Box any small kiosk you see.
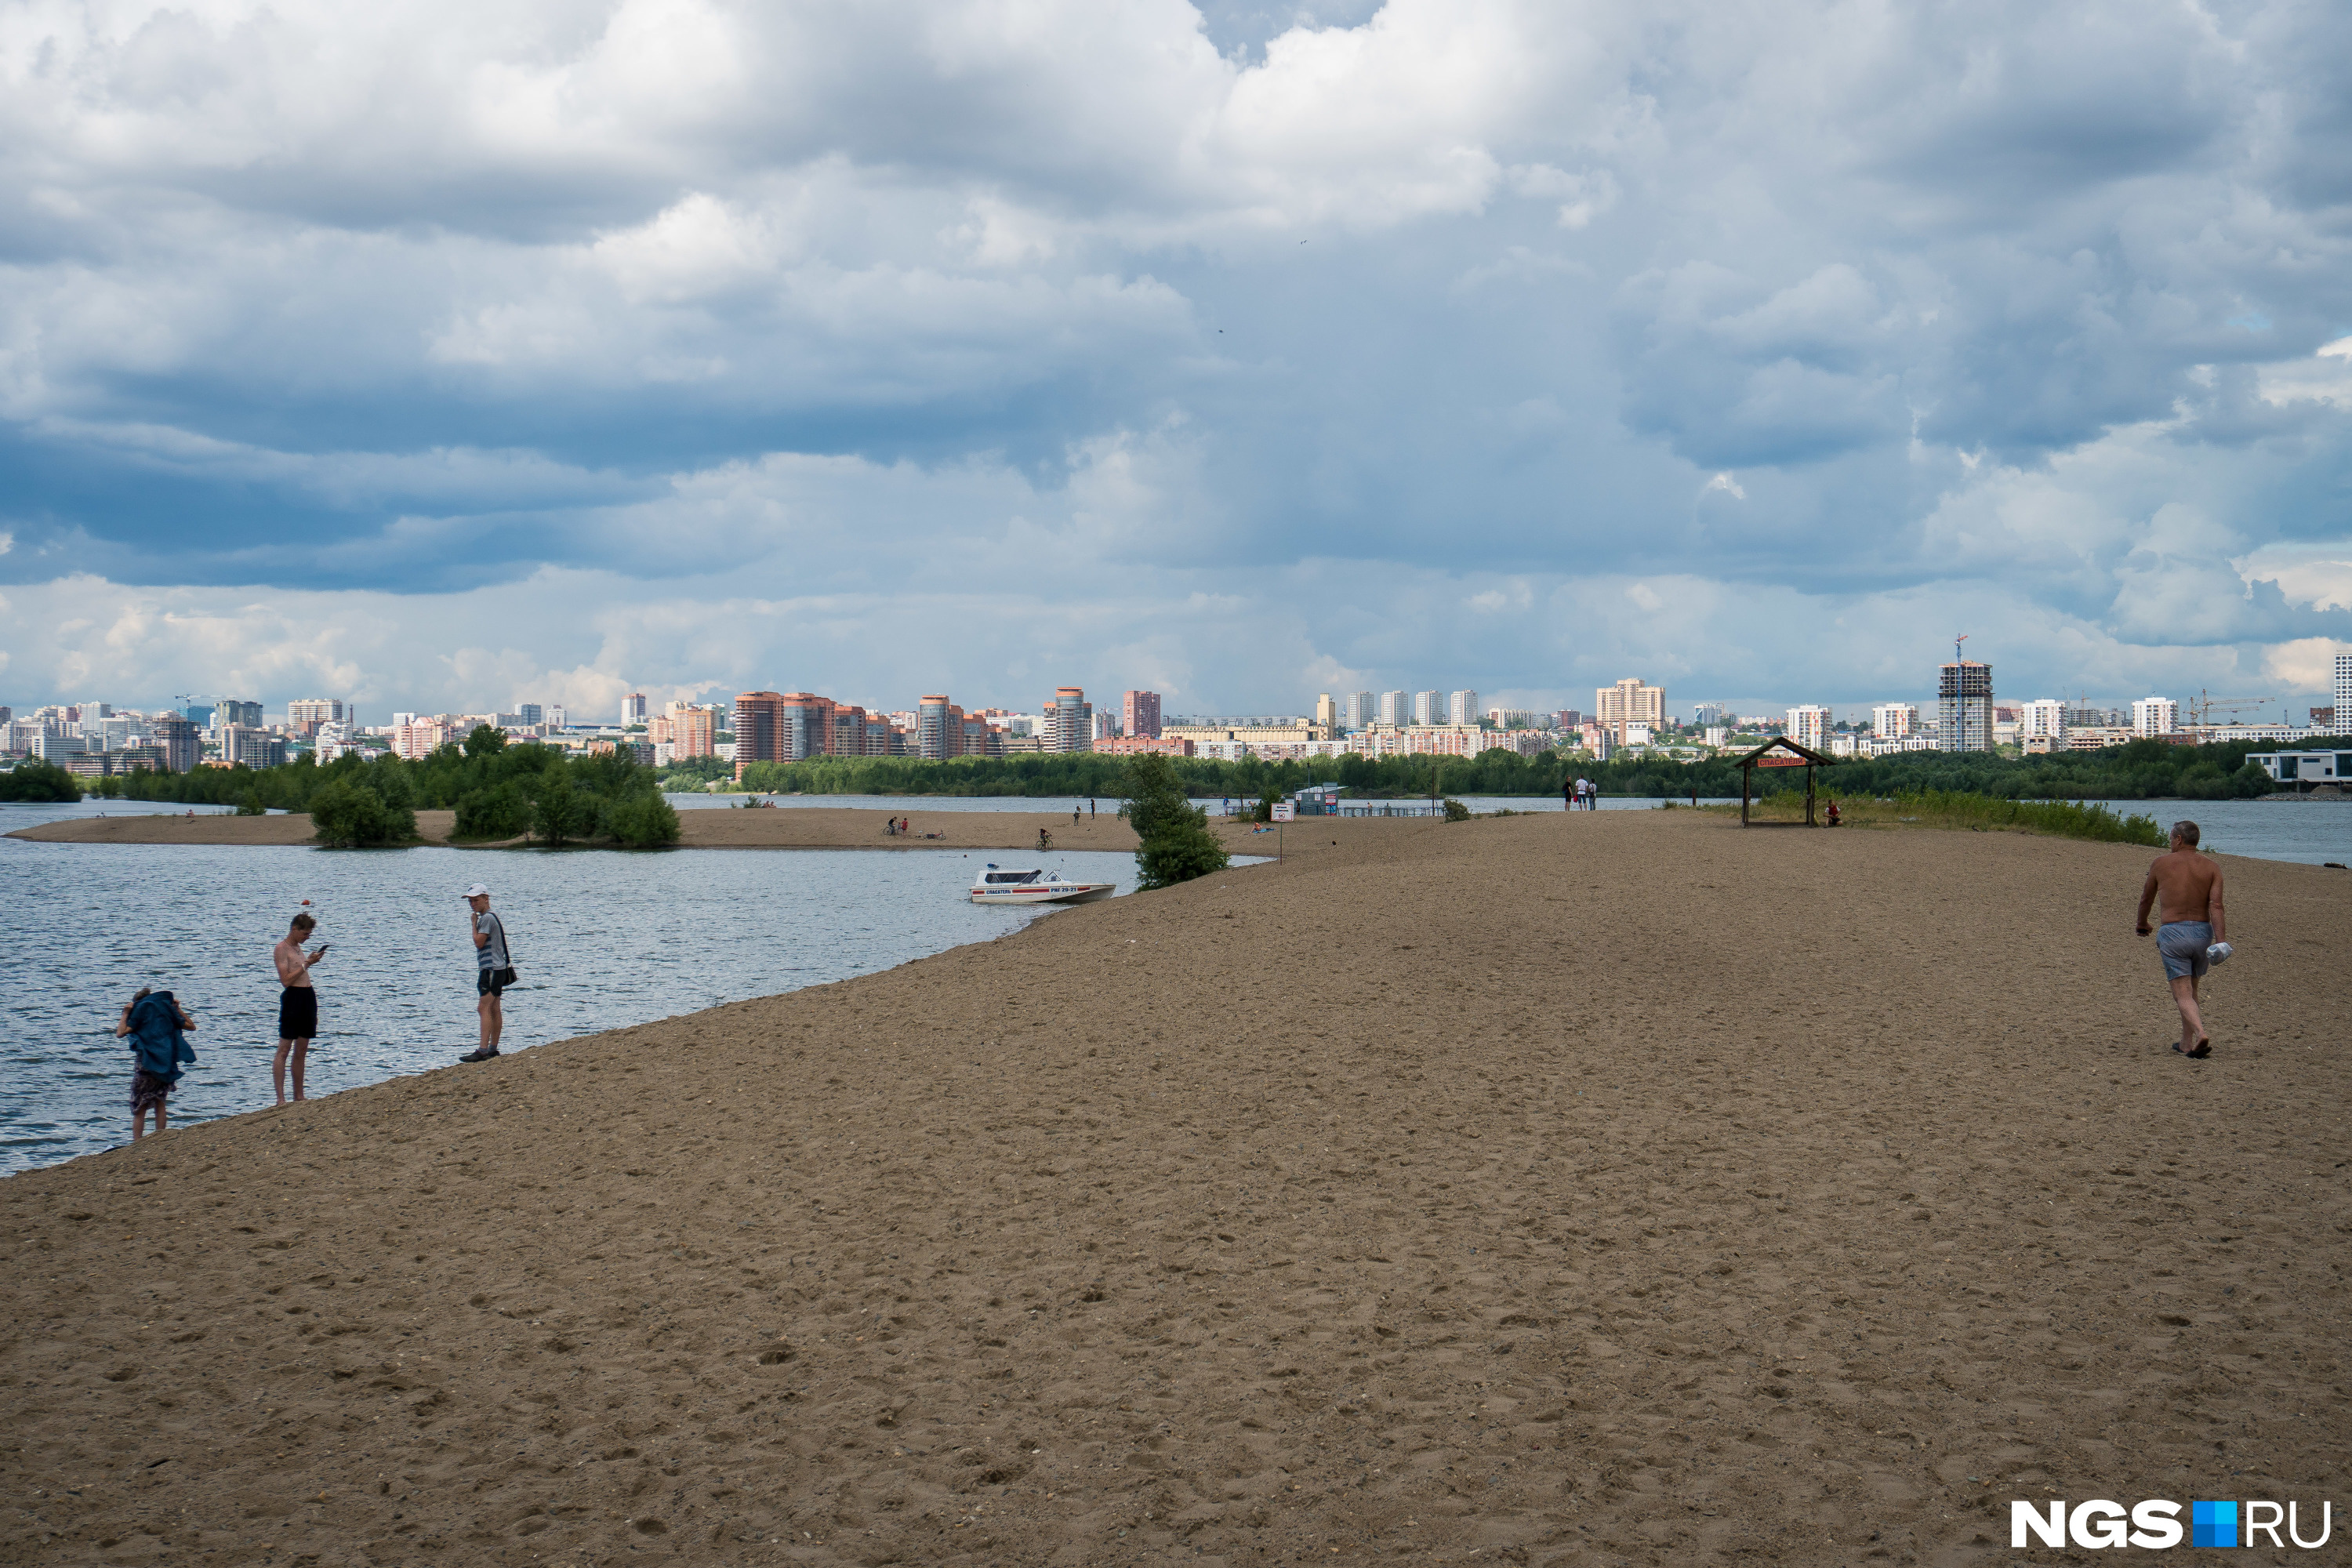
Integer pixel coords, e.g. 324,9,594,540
1737,736,1835,827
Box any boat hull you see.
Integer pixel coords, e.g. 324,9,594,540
969,883,1117,905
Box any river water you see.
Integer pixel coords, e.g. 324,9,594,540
0,798,1159,1174
5,789,2342,1173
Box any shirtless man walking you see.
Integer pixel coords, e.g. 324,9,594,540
2135,820,2227,1058
272,912,328,1103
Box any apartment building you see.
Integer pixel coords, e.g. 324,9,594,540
1786,705,1832,751
2132,696,2180,736
1448,690,1479,726
1047,688,1094,753
1594,678,1664,739
1871,703,1918,739
1123,690,1162,739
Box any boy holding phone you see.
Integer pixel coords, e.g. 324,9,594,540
272,911,328,1103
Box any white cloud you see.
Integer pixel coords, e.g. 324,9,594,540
2259,637,2352,695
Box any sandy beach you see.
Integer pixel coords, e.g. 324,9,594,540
4,810,2347,1566
5,806,1291,855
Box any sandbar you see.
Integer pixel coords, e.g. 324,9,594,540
4,810,2345,1564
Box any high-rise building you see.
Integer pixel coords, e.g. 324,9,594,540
1049,687,1093,753
619,693,648,727
731,692,789,779
181,704,215,728
2332,652,2352,733
1448,690,1478,726
1594,678,1665,740
1786,705,1833,751
2016,698,2063,746
1377,691,1409,727
289,698,345,730
1412,691,1443,726
1691,702,1730,728
1314,693,1337,728
1937,660,1994,752
151,715,198,774
220,726,286,769
1555,708,1582,730
1341,692,1376,731
2132,695,2180,736
664,702,715,757
1123,690,1162,739
917,695,971,760
514,702,543,727
216,699,263,728
1872,702,1918,739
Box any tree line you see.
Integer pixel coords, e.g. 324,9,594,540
65,728,681,847
704,734,2305,801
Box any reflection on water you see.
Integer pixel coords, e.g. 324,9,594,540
0,832,1142,1174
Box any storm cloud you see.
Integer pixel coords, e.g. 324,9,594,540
3,0,2350,717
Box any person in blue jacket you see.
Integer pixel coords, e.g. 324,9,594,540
115,986,198,1142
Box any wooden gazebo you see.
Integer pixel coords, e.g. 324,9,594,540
1737,736,1835,826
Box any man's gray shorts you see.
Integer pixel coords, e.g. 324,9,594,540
2159,920,2212,982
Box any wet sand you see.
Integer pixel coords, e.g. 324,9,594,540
4,811,2347,1566
5,806,1291,855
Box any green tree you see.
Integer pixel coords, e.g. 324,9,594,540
604,791,683,848
1127,753,1228,890
308,780,416,847
453,781,532,840
463,724,507,758
0,761,80,802
530,773,592,847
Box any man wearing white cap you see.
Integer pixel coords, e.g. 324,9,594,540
459,884,513,1064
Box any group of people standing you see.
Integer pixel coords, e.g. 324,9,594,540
111,882,517,1142
1564,777,1599,810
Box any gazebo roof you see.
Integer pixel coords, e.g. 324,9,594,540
1736,736,1835,768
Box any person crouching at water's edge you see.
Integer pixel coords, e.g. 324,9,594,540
273,912,328,1104
118,986,197,1141
460,883,514,1064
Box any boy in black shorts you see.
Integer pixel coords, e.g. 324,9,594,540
272,912,328,1103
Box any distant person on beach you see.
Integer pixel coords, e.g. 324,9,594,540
117,986,197,1141
1563,777,1573,810
2136,820,2227,1058
1072,805,1080,826
272,913,328,1104
460,884,513,1065
1088,797,1096,819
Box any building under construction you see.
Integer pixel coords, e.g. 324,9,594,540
1938,660,1994,752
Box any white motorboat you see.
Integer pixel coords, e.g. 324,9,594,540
970,865,1117,905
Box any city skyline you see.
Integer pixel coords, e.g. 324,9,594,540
2,5,2350,720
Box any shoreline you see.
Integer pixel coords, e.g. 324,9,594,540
4,811,2347,1563
7,805,1301,855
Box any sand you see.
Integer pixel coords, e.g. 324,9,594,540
4,811,2347,1567
5,806,1280,855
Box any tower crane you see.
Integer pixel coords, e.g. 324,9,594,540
2188,691,2275,728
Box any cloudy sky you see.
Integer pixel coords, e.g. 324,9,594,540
5,0,2351,724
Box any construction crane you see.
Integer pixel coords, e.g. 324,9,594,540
2188,691,2275,728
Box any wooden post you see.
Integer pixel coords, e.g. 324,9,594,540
1741,761,1751,826
1805,764,1817,826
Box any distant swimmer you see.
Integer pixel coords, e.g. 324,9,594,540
2136,820,2229,1058
272,912,328,1104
